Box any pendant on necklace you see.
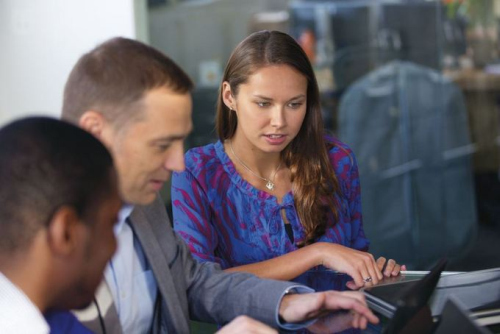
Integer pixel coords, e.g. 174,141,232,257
266,181,275,190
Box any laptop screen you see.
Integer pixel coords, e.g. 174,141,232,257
363,259,447,333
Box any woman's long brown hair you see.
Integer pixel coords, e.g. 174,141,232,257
216,30,340,246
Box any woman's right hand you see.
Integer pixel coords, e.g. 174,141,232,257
313,242,383,289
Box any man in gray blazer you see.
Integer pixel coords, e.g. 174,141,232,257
62,37,378,334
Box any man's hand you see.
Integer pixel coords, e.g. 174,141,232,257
216,315,278,334
279,290,379,332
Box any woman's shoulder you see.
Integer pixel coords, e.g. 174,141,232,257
184,141,220,168
325,135,355,161
324,135,359,184
182,141,230,182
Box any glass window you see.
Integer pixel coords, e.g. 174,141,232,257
149,0,500,272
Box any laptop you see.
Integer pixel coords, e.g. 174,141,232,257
363,258,447,334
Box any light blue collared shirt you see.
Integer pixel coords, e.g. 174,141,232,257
104,205,158,334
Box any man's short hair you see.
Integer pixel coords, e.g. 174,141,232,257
62,37,194,127
0,117,115,254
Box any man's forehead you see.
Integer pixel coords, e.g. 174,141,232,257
136,89,191,118
138,116,192,144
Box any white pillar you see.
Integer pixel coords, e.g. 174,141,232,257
0,0,147,126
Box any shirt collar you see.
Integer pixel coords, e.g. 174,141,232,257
0,272,49,333
114,204,134,235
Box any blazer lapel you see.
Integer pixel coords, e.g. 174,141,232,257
128,203,190,333
73,280,122,334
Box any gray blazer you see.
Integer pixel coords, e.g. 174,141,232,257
76,195,296,333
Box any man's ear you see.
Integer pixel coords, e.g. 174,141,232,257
222,81,235,110
46,206,84,257
79,111,107,139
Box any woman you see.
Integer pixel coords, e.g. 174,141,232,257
172,30,404,290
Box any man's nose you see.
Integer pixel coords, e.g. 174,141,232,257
164,142,185,172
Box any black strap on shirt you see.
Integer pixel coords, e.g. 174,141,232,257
285,223,294,243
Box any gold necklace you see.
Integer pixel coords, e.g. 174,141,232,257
229,140,282,191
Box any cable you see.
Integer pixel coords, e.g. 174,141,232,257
94,297,107,334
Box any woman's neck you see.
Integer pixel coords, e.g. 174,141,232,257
226,137,282,178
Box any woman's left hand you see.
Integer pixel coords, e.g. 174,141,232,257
345,256,406,290
376,257,406,277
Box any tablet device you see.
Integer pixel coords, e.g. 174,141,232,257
434,297,491,334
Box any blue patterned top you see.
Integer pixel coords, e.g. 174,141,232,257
171,137,369,271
